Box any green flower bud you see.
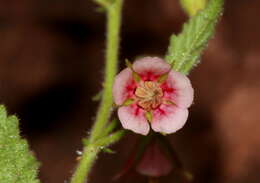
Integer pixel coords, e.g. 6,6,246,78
180,0,207,16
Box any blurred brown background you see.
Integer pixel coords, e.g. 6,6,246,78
0,0,260,183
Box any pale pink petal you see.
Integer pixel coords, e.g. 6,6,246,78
118,105,150,135
164,71,194,108
113,68,134,105
133,57,171,76
151,104,188,134
136,142,172,177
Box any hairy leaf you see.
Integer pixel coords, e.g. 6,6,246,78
165,0,224,74
0,105,40,183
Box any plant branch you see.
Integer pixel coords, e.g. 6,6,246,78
70,0,123,183
90,0,123,142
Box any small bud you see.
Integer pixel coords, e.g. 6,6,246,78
136,142,172,177
180,0,207,16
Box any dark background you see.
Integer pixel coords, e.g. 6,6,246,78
0,0,260,182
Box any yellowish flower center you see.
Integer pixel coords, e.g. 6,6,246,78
135,81,163,111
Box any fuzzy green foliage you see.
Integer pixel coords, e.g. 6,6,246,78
0,105,40,183
165,0,224,75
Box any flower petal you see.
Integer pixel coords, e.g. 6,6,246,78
118,105,150,135
133,57,171,76
151,104,188,134
165,70,194,108
113,68,135,105
136,142,172,177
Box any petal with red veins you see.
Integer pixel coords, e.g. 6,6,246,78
133,57,171,76
118,105,150,135
165,71,194,108
113,68,134,105
151,104,188,134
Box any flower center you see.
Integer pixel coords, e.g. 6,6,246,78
135,81,163,111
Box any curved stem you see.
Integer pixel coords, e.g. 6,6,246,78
70,1,123,183
90,0,123,142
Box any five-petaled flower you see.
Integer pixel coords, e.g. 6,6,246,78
113,57,194,135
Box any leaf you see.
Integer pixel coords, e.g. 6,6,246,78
165,0,224,75
0,105,40,183
92,90,103,101
102,119,118,137
95,130,125,147
102,147,116,154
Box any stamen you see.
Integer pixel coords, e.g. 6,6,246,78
135,81,163,111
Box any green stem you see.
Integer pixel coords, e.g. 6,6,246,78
70,131,124,183
90,0,123,142
70,1,123,183
71,145,101,183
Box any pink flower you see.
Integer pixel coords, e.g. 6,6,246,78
113,57,194,135
113,136,174,181
136,142,172,177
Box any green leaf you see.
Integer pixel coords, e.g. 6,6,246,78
165,0,224,75
102,147,116,154
95,130,125,147
0,105,40,183
102,119,118,137
92,90,103,101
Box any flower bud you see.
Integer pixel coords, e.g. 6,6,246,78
180,0,207,16
136,142,172,177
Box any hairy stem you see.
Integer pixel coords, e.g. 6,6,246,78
70,131,124,183
71,145,100,183
90,0,123,142
70,1,123,183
